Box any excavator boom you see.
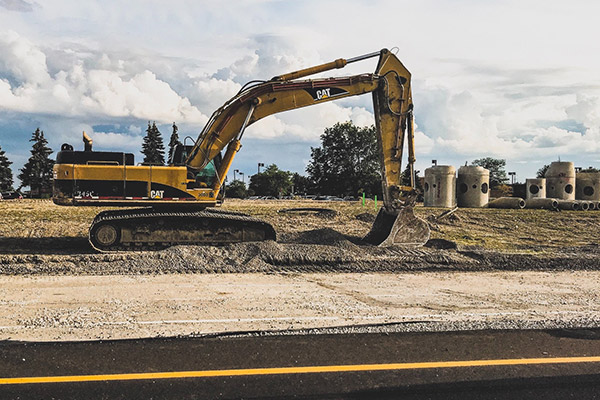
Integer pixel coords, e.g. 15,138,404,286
185,49,415,213
53,48,430,251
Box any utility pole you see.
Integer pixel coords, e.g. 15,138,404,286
257,162,264,174
508,171,516,185
239,172,245,183
234,169,238,181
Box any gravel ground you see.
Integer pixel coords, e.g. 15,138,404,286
2,271,599,342
1,199,600,275
1,233,599,275
1,199,600,341
2,225,600,275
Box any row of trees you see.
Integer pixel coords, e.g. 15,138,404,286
124,120,566,196
0,122,181,197
226,122,518,199
138,122,541,193
0,120,553,199
0,128,54,196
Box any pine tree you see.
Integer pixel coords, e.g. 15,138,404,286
142,122,165,165
0,144,14,191
168,122,182,164
18,128,54,197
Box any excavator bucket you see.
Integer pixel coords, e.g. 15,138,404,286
363,206,430,247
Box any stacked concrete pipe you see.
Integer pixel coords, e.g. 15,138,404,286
456,166,489,208
576,172,600,205
526,178,546,200
424,165,456,208
545,161,575,200
557,200,581,210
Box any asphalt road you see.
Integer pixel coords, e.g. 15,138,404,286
2,328,600,399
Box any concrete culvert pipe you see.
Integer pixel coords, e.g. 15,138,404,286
524,198,559,210
575,201,590,211
575,172,600,201
557,200,580,210
456,166,489,208
546,161,576,200
424,165,456,208
487,197,526,209
526,178,546,200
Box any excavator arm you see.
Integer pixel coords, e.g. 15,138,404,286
53,48,430,250
186,49,417,214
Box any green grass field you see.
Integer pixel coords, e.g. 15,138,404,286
0,199,598,254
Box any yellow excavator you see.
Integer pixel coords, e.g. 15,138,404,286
52,48,430,251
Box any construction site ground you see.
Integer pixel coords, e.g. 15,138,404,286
1,199,599,341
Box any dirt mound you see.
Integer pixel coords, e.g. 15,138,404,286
0,231,470,275
2,235,600,275
355,212,376,223
425,238,458,250
278,208,338,218
282,228,354,245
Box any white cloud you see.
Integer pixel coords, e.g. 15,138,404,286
89,131,142,153
1,1,600,180
0,30,49,85
244,103,375,142
245,115,286,139
0,31,207,124
128,124,142,135
0,0,37,12
566,95,600,137
414,130,434,155
188,77,241,112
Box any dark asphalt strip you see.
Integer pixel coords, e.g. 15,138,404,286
1,328,599,399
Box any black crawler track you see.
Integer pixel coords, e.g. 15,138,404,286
88,208,277,252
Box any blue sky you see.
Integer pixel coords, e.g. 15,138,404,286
1,0,599,187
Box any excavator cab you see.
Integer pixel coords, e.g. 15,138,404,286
170,144,194,166
173,144,222,189
189,155,222,189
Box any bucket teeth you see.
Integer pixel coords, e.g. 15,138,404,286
363,207,430,247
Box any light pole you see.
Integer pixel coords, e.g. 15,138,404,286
257,162,264,174
239,172,245,183
508,171,516,185
234,169,239,181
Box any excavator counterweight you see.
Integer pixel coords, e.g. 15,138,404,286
53,48,430,251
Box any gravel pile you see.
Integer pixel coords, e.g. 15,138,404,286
1,225,600,275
